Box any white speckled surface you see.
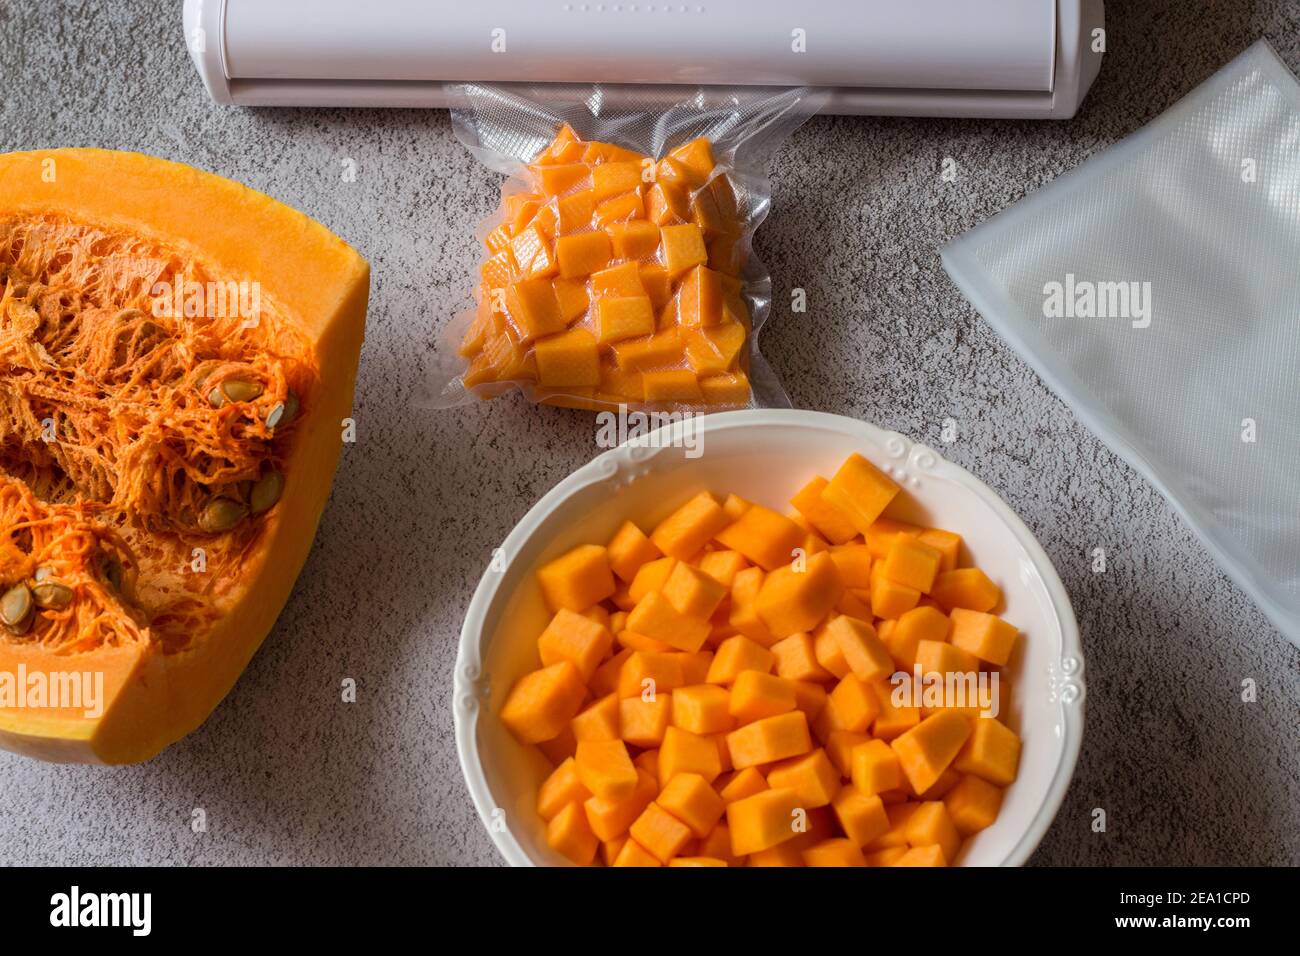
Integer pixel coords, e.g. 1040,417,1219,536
0,1,1296,866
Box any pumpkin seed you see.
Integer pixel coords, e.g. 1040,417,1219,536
221,378,263,403
1,583,34,632
250,470,284,515
265,389,299,429
199,497,248,533
207,385,226,409
32,581,73,611
32,565,54,583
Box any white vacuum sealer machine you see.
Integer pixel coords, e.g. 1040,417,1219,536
185,0,1104,119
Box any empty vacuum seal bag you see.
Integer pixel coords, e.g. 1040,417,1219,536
943,40,1300,646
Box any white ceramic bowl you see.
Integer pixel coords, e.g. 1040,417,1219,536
454,410,1085,866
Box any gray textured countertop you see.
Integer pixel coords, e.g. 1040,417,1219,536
1,1,1296,866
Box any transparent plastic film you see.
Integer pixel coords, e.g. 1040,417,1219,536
942,40,1300,647
422,83,826,413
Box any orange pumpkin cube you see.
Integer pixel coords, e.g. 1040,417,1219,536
719,766,768,804
661,561,728,620
611,838,662,867
904,801,962,863
949,608,1019,666
918,527,962,571
659,725,723,787
791,477,859,545
677,264,723,327
626,590,711,653
931,567,1002,613
537,757,592,821
504,277,566,342
870,680,921,740
657,772,726,838
766,748,841,808
619,694,672,748
954,717,1022,785
705,635,774,684
726,711,812,769
660,223,708,276
753,551,844,638
591,160,644,201
591,260,646,299
537,608,614,681
850,739,903,796
647,180,691,225
616,650,685,699
770,632,832,682
879,537,944,594
628,555,677,604
871,573,921,619
802,838,866,867
831,787,890,847
642,368,702,403
886,605,952,669
555,230,612,279
500,661,587,744
890,710,973,794
726,787,804,856
571,693,620,741
728,671,797,724
696,549,750,588
536,543,616,613
821,453,901,535
605,520,662,583
893,844,948,867
944,774,1004,835
671,684,734,735
583,767,658,841
715,504,805,572
651,491,729,559
575,739,638,801
914,638,980,679
826,673,883,734
546,801,599,865
595,296,655,344
826,614,894,681
606,219,660,259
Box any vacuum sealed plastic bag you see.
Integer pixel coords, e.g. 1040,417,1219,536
943,40,1300,647
423,84,824,413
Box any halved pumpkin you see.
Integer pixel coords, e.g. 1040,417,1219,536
0,149,369,763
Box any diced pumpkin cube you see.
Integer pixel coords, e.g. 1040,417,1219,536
826,614,893,681
903,801,961,863
592,160,645,201
831,787,890,847
790,680,828,722
879,537,944,594
691,187,725,235
634,748,659,777
619,694,672,748
626,591,710,653
555,230,612,279
546,801,599,865
918,527,962,572
535,162,590,196
575,739,638,801
851,738,904,797
668,137,715,182
869,802,920,850
556,188,596,233
504,277,565,342
719,766,768,804
628,556,677,604
661,561,728,620
827,673,883,734
949,608,1019,666
680,650,713,685
931,567,1002,613
748,843,806,867
684,322,745,375
668,856,727,867
871,573,921,619
595,296,655,344
699,823,741,865
658,772,727,838
511,222,559,279
638,263,672,308
863,517,922,558
728,671,797,724
606,520,662,584
677,264,723,328
944,774,1004,835
890,710,973,794
824,730,870,776
616,650,685,699
914,638,980,678
954,717,1021,785
754,551,844,637
802,838,866,867
866,846,909,867
705,635,775,684
828,545,873,590
552,276,590,323
813,625,850,680
886,605,952,669
647,180,691,225
696,549,750,588
606,219,660,259
660,223,708,276
535,124,583,164
651,492,730,560
534,328,600,387
537,757,592,821
791,477,859,545
537,607,614,681
617,628,673,654
726,711,812,769
536,543,616,612
659,725,723,786
611,839,662,867
612,328,683,372
582,767,658,841
871,680,921,740
672,684,734,735
770,632,832,682
594,189,645,227
590,260,646,298
715,504,805,572
699,371,751,406
821,453,901,535
642,368,702,403
572,693,621,741
766,748,841,808
726,787,803,856
500,661,587,744
893,844,948,867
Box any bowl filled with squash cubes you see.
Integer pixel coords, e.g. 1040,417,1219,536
454,410,1084,866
